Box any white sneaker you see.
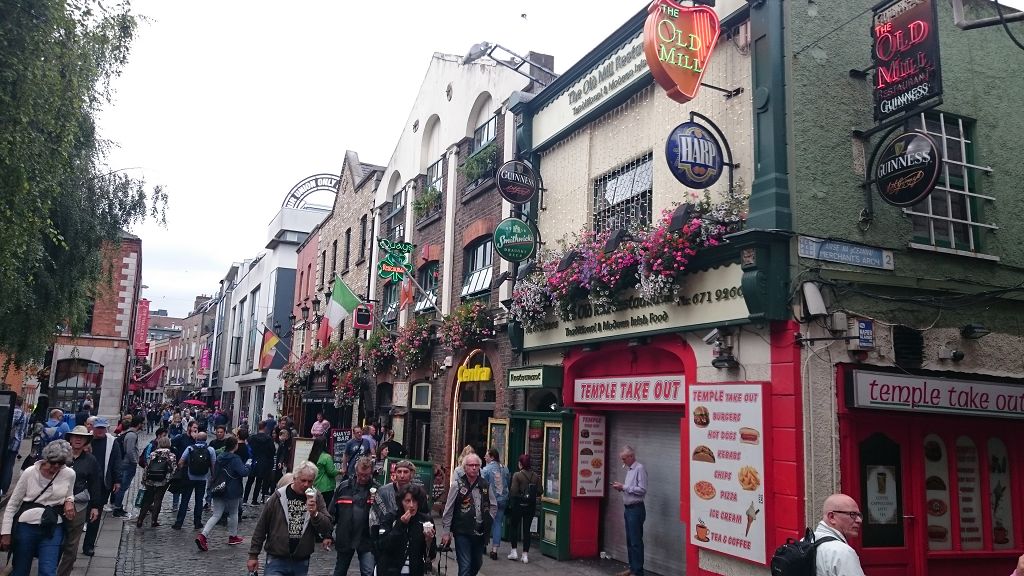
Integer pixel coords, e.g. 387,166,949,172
522,553,529,564
508,550,518,560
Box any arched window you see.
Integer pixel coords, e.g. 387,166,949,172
461,238,493,298
415,262,440,313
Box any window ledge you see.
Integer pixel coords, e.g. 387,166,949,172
461,177,496,203
416,211,442,230
356,257,366,266
908,242,1000,262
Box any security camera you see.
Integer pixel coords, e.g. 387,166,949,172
802,282,828,318
702,329,721,345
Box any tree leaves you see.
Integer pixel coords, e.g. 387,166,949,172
0,0,165,366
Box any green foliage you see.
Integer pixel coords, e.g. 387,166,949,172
0,0,166,366
457,142,497,184
412,186,441,219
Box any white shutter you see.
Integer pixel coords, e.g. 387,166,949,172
602,412,686,576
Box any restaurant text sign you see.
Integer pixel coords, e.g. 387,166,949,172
689,383,767,564
574,374,684,405
871,0,942,121
852,370,1024,419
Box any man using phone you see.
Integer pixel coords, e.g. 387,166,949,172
247,461,333,576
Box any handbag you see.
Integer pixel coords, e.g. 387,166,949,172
167,466,188,495
208,460,236,497
134,487,147,507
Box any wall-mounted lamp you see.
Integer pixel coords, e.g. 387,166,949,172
300,304,310,322
604,229,633,253
960,323,991,339
517,261,537,280
668,203,695,233
557,250,580,272
938,348,966,362
492,271,512,288
311,296,321,316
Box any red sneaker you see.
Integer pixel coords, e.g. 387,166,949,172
228,536,245,546
195,533,209,552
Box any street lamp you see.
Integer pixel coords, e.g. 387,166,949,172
462,41,555,86
300,304,310,323
312,296,321,317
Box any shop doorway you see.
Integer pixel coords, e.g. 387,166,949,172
846,413,1023,576
601,412,684,576
408,411,431,461
52,359,103,414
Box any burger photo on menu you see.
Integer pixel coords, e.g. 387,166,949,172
692,406,710,428
692,445,715,463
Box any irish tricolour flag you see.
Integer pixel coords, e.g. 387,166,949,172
325,275,362,328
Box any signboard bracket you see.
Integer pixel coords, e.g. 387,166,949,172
852,97,942,140
688,111,739,199
698,82,744,100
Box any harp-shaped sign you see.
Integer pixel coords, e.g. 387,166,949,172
643,0,721,104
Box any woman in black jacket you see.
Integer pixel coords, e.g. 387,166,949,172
273,428,291,487
377,484,436,576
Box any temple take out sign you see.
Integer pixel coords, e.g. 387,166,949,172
852,370,1024,419
644,0,721,104
575,374,684,405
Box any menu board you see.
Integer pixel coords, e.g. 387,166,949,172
332,428,353,468
955,436,982,550
688,383,766,564
865,465,898,525
987,438,1014,549
543,423,562,503
291,437,315,470
575,414,607,497
923,434,952,550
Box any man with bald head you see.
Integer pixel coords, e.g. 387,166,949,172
814,493,866,576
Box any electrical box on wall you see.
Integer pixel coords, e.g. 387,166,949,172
847,318,875,350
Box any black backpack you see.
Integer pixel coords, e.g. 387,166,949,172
517,471,539,509
145,452,172,483
187,445,212,476
770,528,837,576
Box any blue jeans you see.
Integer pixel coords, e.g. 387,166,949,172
454,533,484,576
491,503,506,549
112,464,137,509
333,547,374,576
12,521,64,576
624,503,646,576
265,555,310,576
174,479,207,528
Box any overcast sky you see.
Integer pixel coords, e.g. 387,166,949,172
99,1,647,317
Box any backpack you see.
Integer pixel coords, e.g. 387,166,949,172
113,433,127,459
769,528,837,576
187,445,212,476
138,440,156,468
517,470,539,509
41,424,62,446
145,452,172,483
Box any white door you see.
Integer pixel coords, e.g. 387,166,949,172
602,412,685,576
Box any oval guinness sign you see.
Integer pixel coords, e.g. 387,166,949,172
493,218,537,263
873,130,941,207
496,160,538,205
666,121,723,189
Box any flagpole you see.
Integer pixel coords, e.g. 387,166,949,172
262,324,300,363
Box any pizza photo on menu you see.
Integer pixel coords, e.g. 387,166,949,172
694,480,716,500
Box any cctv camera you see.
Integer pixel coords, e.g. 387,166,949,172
702,329,721,345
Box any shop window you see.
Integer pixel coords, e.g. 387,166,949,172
461,239,493,298
593,153,653,233
906,112,996,256
411,382,431,409
924,432,1014,552
415,262,439,313
459,380,496,403
53,359,103,413
860,433,904,548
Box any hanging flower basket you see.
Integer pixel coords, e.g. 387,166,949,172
334,371,361,407
327,338,361,373
440,301,495,351
280,362,301,388
362,328,396,375
394,316,435,372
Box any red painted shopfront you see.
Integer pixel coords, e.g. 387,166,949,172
560,322,806,576
838,366,1024,576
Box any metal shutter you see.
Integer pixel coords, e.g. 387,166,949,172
602,412,685,576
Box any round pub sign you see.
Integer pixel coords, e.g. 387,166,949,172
666,121,723,189
493,218,537,263
873,130,941,207
496,160,539,205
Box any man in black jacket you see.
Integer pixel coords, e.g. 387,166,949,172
58,425,103,576
332,457,378,576
245,420,275,505
82,418,122,557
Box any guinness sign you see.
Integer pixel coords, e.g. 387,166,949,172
496,160,538,205
873,130,941,207
665,121,723,189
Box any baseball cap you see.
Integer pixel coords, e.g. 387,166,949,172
93,417,110,428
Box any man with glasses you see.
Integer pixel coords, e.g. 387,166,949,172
814,493,866,576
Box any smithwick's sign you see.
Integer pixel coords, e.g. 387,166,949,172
493,218,537,263
666,121,724,189
852,370,1024,419
871,0,942,121
644,0,721,104
575,374,685,405
873,130,940,207
496,161,538,205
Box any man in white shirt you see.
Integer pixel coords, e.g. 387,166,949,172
814,493,866,576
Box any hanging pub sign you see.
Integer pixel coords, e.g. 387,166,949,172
873,129,941,207
352,303,374,331
871,0,942,122
377,238,414,282
493,217,537,263
496,160,539,205
643,0,721,104
666,121,724,189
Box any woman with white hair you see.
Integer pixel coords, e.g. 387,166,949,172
0,440,77,576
